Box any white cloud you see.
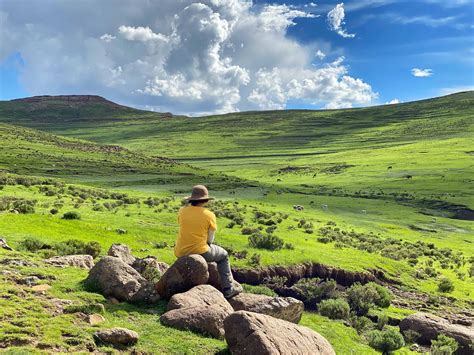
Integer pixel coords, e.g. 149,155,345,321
411,68,433,77
385,99,400,104
258,4,317,33
1,0,376,115
100,34,116,42
385,13,458,27
315,50,326,59
118,25,169,42
327,3,355,38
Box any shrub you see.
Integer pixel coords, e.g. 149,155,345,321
242,284,276,297
291,279,337,307
84,241,101,258
248,233,284,250
437,277,454,293
50,208,59,215
154,241,169,249
318,298,350,319
241,227,260,235
19,237,47,252
54,239,101,258
249,253,261,266
367,329,405,354
430,334,459,355
377,314,389,330
350,315,373,334
62,211,81,220
141,265,162,283
347,283,392,315
402,329,420,344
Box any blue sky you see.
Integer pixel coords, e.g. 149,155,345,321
0,0,473,114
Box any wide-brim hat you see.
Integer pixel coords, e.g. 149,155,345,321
186,184,214,201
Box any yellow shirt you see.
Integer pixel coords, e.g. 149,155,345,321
174,206,217,257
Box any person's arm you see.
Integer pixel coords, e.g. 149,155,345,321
207,229,215,244
208,212,217,245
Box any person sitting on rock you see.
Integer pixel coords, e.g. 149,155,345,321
175,185,242,298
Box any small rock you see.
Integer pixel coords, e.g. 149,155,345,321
0,259,37,267
32,284,51,292
0,238,13,251
228,293,304,323
19,276,41,286
155,255,209,299
108,297,120,305
94,327,139,346
132,256,169,276
87,314,106,325
45,255,94,269
108,244,135,265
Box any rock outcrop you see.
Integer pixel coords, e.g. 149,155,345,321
399,312,474,355
45,255,94,269
94,327,139,346
132,256,169,276
155,255,209,299
228,293,304,323
85,256,158,303
0,238,13,251
160,285,233,339
108,244,135,265
224,311,336,355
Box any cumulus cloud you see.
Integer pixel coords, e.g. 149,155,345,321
258,4,318,32
411,68,433,77
327,3,355,38
1,0,376,114
385,99,400,104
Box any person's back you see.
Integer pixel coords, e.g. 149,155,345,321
175,205,216,257
174,185,242,299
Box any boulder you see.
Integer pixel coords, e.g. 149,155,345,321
167,284,232,311
0,238,13,251
399,312,474,355
108,244,135,265
207,262,223,291
161,304,232,339
45,255,94,269
85,256,158,303
224,311,335,355
155,255,209,299
94,327,138,346
132,256,169,276
87,314,105,325
228,293,304,323
161,285,233,339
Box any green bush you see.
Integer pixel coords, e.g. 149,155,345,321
402,329,420,344
249,253,261,266
84,241,102,258
318,298,350,319
248,233,284,250
291,279,337,307
347,282,392,315
242,284,276,297
437,277,454,293
19,237,47,252
54,239,101,258
367,329,405,354
377,314,389,330
62,211,81,220
350,315,373,334
430,334,459,355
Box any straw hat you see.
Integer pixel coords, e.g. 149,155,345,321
186,185,214,202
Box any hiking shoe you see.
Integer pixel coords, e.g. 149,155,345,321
223,282,243,299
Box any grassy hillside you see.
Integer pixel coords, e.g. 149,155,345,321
0,92,472,353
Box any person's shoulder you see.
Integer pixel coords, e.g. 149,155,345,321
203,208,216,218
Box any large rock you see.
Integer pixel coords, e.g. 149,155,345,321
155,255,209,299
399,312,474,355
85,256,158,303
167,284,232,311
224,311,335,355
108,243,135,265
45,255,94,269
207,262,223,291
161,304,232,339
228,293,304,323
161,285,233,339
94,327,138,346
